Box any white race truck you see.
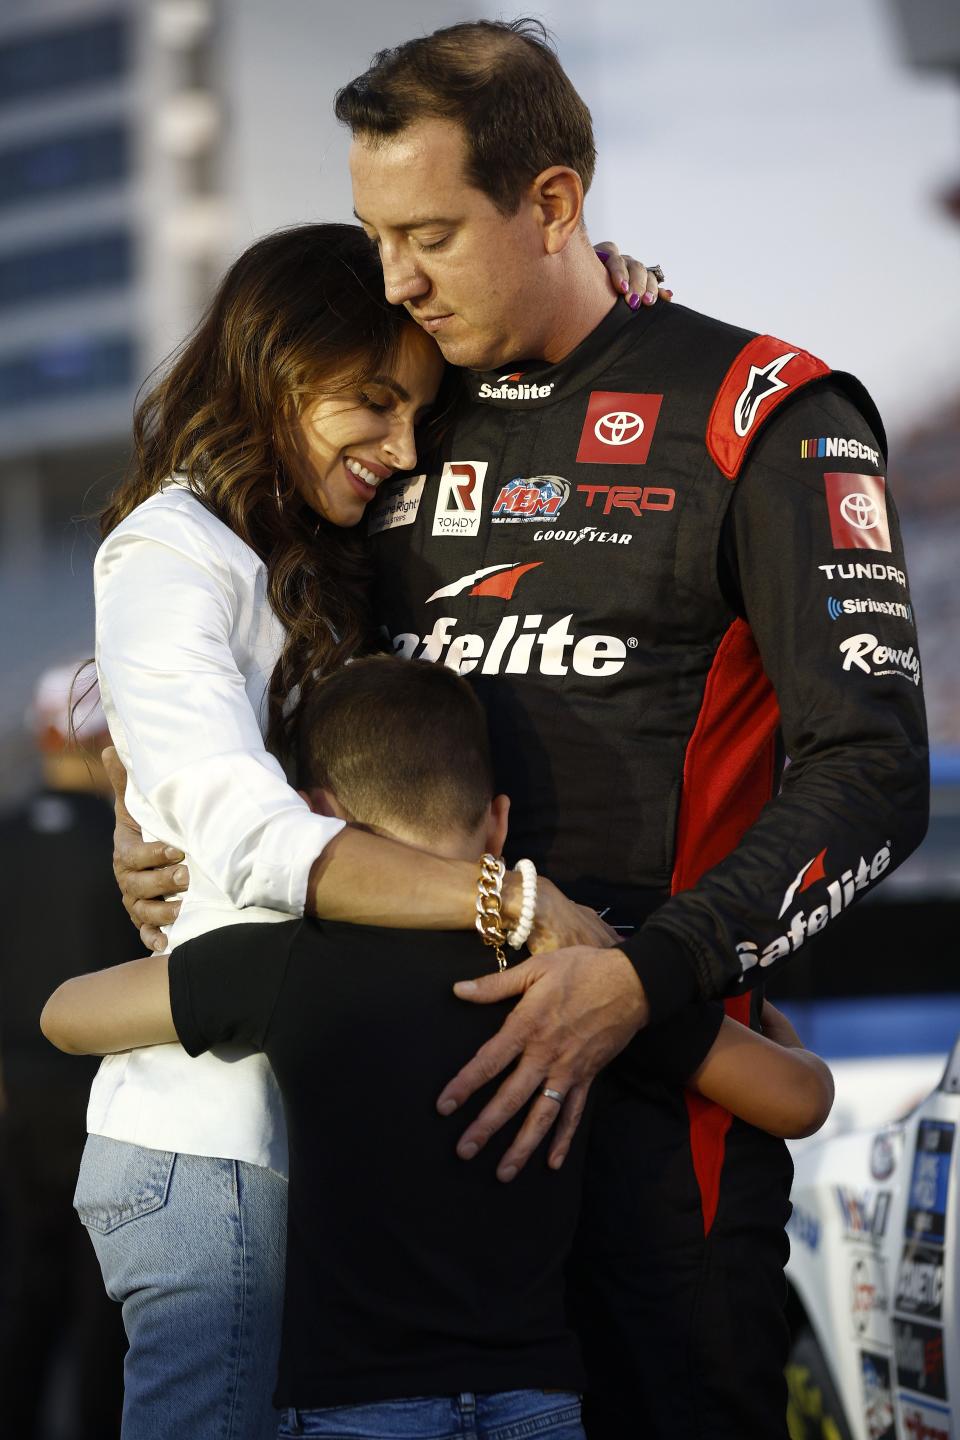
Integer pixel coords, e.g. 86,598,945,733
778,780,960,1440
785,1038,959,1440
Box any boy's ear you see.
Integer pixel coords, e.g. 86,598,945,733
299,786,351,821
485,793,510,857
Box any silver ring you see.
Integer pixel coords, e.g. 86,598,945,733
647,263,665,285
542,1087,564,1104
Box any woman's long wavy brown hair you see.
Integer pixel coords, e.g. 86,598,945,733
101,223,420,757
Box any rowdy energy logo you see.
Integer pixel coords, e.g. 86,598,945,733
432,461,488,538
824,473,891,552
576,391,662,465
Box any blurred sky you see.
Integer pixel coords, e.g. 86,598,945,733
549,0,960,437
241,0,959,440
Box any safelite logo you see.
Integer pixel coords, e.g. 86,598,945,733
392,562,633,676
477,372,556,401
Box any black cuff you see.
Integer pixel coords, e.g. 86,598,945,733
618,925,700,1025
614,1000,725,1087
167,948,206,1057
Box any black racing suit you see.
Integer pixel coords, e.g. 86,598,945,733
369,298,928,1438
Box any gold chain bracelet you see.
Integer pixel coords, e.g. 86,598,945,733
475,852,507,971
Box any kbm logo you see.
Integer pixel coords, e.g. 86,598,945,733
492,476,570,523
392,562,632,677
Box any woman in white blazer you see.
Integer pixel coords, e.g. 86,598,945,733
78,225,608,1440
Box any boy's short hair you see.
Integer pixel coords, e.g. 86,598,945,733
297,657,494,839
334,18,596,216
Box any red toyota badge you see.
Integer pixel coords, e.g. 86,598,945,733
576,391,663,465
824,473,891,552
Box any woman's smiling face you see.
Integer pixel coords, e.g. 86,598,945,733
292,323,445,527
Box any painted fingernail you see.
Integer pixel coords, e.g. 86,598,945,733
453,980,477,997
595,249,610,262
499,1165,518,1183
663,289,674,299
459,1141,479,1161
173,866,187,885
164,847,181,861
642,291,656,305
628,292,640,310
437,1098,457,1116
619,278,629,293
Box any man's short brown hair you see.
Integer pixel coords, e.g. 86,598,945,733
334,18,596,215
297,656,494,840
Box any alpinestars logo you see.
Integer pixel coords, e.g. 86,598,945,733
737,844,891,973
733,352,798,437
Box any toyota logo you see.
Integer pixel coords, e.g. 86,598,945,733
595,410,644,446
840,493,880,530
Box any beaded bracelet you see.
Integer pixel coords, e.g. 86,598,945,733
507,858,538,950
475,852,508,971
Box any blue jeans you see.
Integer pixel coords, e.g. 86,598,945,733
277,1392,585,1440
75,1134,287,1440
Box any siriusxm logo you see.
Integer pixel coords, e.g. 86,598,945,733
827,595,912,622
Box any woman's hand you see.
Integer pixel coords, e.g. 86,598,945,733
102,747,188,952
595,242,673,309
525,875,620,952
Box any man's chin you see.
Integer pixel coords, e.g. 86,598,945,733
429,330,507,373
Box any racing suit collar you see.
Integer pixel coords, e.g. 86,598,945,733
470,299,662,410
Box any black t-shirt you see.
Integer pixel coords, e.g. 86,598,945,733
169,918,589,1407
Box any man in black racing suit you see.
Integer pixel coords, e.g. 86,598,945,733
344,21,929,1439
370,295,927,1435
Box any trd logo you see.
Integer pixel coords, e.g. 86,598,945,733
577,484,676,517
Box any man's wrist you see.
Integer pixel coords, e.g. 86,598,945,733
617,926,700,1026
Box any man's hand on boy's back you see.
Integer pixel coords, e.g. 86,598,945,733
438,943,649,1182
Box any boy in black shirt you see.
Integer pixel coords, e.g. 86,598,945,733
43,658,833,1440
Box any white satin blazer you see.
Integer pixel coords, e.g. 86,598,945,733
88,478,344,1171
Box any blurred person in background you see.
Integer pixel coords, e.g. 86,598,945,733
0,663,136,1440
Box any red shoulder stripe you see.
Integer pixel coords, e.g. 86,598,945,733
707,334,830,480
